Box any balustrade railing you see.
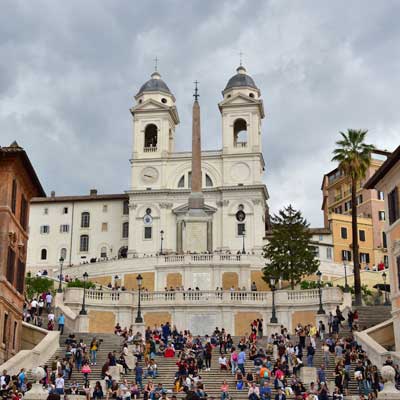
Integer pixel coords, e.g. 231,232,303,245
64,287,342,308
143,146,157,152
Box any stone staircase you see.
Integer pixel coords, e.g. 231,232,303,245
355,306,392,330
32,332,366,398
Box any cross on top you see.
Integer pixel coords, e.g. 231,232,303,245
153,56,159,72
239,51,244,66
193,80,199,101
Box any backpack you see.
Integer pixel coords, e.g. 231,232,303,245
232,353,238,361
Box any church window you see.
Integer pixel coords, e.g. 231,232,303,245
161,98,167,104
144,124,158,150
40,248,47,260
188,171,192,188
122,222,129,238
100,246,107,258
144,226,152,240
60,248,67,260
233,118,248,147
249,93,255,98
81,212,90,228
237,223,246,236
205,174,213,187
123,200,129,215
80,235,89,252
178,176,185,188
101,223,108,232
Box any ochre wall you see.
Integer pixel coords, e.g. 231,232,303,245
89,276,112,286
222,272,239,290
234,311,262,336
291,310,316,330
166,273,182,289
250,271,270,291
88,310,116,333
21,323,46,350
144,312,171,329
124,272,155,291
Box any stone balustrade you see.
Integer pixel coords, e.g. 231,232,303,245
64,286,343,308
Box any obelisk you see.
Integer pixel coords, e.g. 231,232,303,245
188,81,205,211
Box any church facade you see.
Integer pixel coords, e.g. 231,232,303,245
27,66,270,278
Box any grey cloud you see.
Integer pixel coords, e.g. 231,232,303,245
0,0,399,226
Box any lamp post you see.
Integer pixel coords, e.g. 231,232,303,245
160,230,164,255
135,274,143,323
382,271,389,305
57,257,64,293
343,256,349,293
316,270,325,314
79,272,88,315
270,277,278,323
242,228,246,254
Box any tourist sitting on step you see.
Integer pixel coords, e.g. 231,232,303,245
144,359,158,378
218,354,228,370
164,343,175,358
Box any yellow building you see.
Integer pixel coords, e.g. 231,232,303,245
321,150,390,269
365,145,400,350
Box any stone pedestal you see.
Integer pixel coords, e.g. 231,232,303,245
77,314,89,333
315,313,329,333
23,383,48,400
299,367,317,385
132,322,146,338
266,323,281,336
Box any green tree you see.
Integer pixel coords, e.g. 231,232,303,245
66,279,96,289
332,129,375,305
262,205,320,289
25,276,54,299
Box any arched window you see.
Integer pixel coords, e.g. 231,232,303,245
233,118,248,147
144,124,158,150
80,235,89,252
122,222,129,238
100,246,107,258
41,248,47,260
205,174,213,187
178,175,185,188
118,246,128,259
81,212,90,228
60,248,67,260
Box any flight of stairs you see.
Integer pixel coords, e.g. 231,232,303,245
355,306,392,330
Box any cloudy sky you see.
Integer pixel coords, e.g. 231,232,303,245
1,1,399,226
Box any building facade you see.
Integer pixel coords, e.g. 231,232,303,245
321,151,389,268
0,142,45,364
365,145,400,350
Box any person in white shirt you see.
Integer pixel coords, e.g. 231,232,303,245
30,299,38,315
218,355,228,370
55,374,64,395
46,293,53,311
48,312,55,321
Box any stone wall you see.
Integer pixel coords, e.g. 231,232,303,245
88,310,116,333
144,312,171,328
292,310,316,328
234,311,262,336
124,272,155,291
222,272,238,289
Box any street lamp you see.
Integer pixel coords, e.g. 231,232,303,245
382,271,390,305
270,277,278,323
343,254,349,293
79,272,88,315
160,230,164,255
57,257,64,293
316,270,325,314
242,228,246,254
135,274,143,323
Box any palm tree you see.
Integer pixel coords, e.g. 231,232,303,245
332,129,375,306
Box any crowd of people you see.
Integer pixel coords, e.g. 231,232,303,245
2,310,399,400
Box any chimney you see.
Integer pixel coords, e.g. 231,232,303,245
50,191,56,198
90,189,98,196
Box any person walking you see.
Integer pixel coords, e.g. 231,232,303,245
90,338,99,366
205,341,212,371
57,313,65,334
306,343,315,367
238,349,246,374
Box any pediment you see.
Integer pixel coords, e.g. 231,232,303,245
172,203,217,215
130,99,180,124
219,93,260,107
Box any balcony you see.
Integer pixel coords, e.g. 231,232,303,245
234,142,247,148
143,146,157,153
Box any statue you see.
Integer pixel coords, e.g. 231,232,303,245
379,365,400,399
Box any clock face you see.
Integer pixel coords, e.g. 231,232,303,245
141,167,159,183
143,214,153,225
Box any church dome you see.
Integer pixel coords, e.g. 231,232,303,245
137,71,172,96
224,65,258,91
